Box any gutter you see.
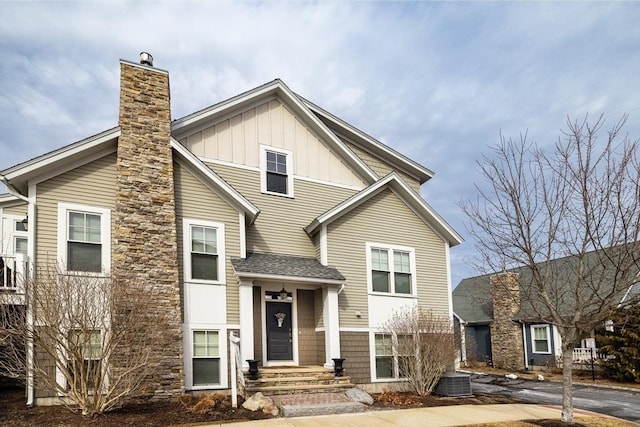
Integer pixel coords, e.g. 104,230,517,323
1,175,35,406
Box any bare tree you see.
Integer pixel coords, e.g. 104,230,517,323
460,114,640,422
0,266,157,416
382,306,457,396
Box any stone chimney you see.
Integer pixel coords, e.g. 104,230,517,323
490,272,524,370
113,54,184,398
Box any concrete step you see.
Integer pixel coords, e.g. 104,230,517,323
246,382,354,395
273,391,366,417
248,375,351,384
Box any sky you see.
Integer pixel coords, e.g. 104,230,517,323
0,1,638,287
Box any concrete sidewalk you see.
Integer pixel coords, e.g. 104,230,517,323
203,404,605,426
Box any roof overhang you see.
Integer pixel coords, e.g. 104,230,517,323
171,138,260,224
232,271,345,286
302,97,434,185
305,172,463,247
0,127,120,196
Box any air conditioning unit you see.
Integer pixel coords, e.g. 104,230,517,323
434,372,472,397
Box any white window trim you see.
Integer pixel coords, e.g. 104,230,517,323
184,325,228,390
365,242,417,297
369,331,411,382
57,203,111,275
183,218,226,285
530,324,552,354
260,145,294,198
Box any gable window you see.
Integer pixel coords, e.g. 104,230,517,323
58,203,111,274
531,325,551,353
260,145,294,197
192,330,220,385
367,243,416,295
67,330,102,391
183,219,225,284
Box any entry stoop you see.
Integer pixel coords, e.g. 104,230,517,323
273,391,366,417
244,366,353,396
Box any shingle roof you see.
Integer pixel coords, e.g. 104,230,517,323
452,245,640,324
231,252,345,282
452,274,493,324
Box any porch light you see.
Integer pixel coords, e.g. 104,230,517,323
21,215,28,231
279,284,288,300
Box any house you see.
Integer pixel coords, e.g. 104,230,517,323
0,53,463,406
452,251,640,370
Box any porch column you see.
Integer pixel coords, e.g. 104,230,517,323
323,286,341,368
238,279,254,368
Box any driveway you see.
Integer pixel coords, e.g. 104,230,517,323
470,373,640,423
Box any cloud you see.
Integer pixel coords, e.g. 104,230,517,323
0,1,638,286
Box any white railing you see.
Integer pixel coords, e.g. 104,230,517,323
1,253,26,295
573,347,601,363
229,331,244,408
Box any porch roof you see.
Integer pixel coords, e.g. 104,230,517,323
231,252,345,284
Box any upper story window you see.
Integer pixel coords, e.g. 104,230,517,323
260,145,294,197
367,243,416,296
531,325,551,353
58,203,111,274
183,219,226,285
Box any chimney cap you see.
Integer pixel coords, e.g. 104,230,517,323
140,52,153,67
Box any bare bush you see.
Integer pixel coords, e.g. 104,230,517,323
0,266,156,416
382,306,457,396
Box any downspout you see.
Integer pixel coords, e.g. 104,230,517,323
1,176,35,406
337,283,345,295
522,322,529,370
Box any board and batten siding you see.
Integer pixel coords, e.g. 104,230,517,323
181,98,365,189
173,161,242,324
208,162,356,257
327,188,450,328
35,153,117,271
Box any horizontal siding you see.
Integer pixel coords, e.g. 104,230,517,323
344,141,422,193
209,162,356,257
182,98,364,189
35,153,117,271
3,203,28,216
174,161,242,324
327,188,450,328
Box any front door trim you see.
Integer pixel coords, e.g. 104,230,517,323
261,284,298,366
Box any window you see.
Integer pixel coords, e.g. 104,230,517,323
367,243,416,295
374,333,393,378
58,203,110,274
260,146,294,197
15,237,27,256
184,219,225,284
531,325,551,353
68,212,101,272
374,333,412,380
371,248,390,292
67,330,102,391
192,330,220,385
191,226,218,281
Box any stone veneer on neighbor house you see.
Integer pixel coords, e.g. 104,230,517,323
113,59,184,398
490,272,524,370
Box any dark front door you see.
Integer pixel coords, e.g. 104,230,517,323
474,325,493,363
266,301,293,361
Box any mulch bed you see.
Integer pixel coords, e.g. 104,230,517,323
0,381,584,427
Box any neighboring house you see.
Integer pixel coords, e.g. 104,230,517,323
0,54,463,405
452,252,639,370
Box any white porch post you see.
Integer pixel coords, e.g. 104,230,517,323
238,279,254,368
323,286,341,368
